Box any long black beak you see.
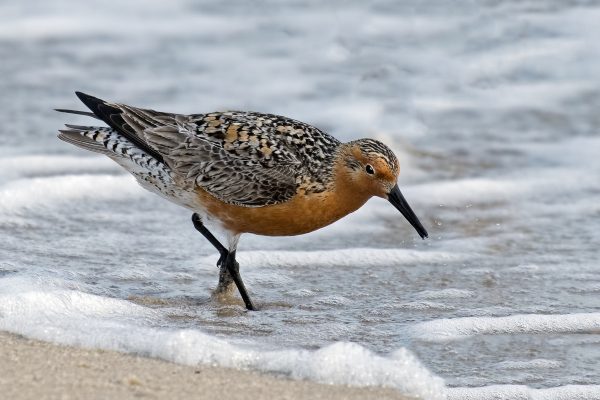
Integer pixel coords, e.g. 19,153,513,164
387,184,428,239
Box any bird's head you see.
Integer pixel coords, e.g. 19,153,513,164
339,138,428,239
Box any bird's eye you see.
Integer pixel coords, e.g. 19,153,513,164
365,164,375,175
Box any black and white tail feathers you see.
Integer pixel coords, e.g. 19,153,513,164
58,125,116,156
57,91,167,163
55,92,198,208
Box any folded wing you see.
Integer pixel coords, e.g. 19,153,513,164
71,92,302,207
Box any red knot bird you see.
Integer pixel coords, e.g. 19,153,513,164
57,92,428,310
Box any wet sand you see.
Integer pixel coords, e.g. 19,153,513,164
0,331,411,400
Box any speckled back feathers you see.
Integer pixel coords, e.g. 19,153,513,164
59,93,344,208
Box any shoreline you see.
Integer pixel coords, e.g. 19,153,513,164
0,331,411,400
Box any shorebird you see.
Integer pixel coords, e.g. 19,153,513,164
57,92,428,310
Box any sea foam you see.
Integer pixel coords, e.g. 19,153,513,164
447,385,600,400
410,313,600,342
2,276,600,399
0,276,446,400
205,248,466,270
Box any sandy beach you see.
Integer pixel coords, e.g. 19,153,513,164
0,331,411,400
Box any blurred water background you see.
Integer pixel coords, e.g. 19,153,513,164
1,1,600,398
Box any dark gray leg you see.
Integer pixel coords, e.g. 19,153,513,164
190,214,233,292
191,213,256,310
222,250,255,310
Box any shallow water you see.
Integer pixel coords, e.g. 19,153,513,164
2,0,600,398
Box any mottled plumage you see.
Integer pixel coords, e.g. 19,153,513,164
61,94,341,208
57,92,427,311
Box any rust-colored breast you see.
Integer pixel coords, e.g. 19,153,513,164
195,183,370,236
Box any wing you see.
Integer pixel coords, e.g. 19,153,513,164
73,92,335,207
145,118,301,206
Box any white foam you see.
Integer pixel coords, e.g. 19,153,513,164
409,178,522,207
0,174,143,212
3,279,597,400
447,385,600,400
202,248,466,270
497,359,562,370
284,288,317,298
0,2,249,40
0,276,445,399
417,289,475,300
408,136,600,208
395,301,455,311
0,154,118,181
410,313,600,342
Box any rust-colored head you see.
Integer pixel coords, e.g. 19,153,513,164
338,138,400,198
337,138,428,239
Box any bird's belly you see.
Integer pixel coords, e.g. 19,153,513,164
128,168,200,211
194,187,370,236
